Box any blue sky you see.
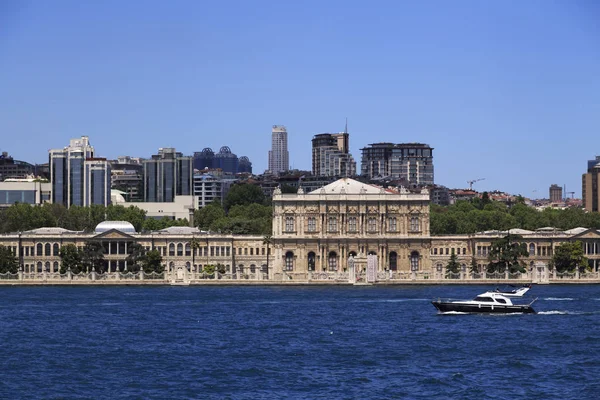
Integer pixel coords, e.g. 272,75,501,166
1,0,599,198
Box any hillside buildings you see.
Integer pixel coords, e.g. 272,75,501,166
360,143,434,186
268,125,289,175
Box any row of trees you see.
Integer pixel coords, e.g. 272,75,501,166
445,234,589,276
431,196,600,235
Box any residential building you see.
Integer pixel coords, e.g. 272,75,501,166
268,125,289,175
549,184,563,204
110,157,144,202
143,148,192,202
583,156,600,212
360,143,434,186
311,133,356,177
193,173,237,208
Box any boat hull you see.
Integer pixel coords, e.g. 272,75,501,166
432,301,536,314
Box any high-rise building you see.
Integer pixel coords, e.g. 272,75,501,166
143,148,192,202
268,125,289,175
311,133,356,177
549,184,563,203
360,143,434,186
193,148,215,171
214,146,239,174
49,136,109,208
84,158,111,207
583,156,600,212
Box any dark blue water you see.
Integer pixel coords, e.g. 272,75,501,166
1,285,599,399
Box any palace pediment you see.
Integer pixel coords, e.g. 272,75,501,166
93,229,135,240
570,229,600,240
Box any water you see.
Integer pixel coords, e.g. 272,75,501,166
1,285,599,399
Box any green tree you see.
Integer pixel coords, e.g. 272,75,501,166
445,249,461,277
59,244,82,273
224,183,266,210
0,245,18,274
139,249,164,274
549,241,588,273
81,242,105,273
126,242,146,272
194,202,225,230
189,237,201,270
262,234,272,274
280,184,297,194
487,234,529,273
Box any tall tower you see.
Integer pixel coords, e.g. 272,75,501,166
312,132,356,177
268,125,289,175
583,156,600,212
549,184,562,203
49,136,106,208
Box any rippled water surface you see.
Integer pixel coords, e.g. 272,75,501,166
1,284,599,399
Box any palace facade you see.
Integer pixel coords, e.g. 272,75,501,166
1,178,600,283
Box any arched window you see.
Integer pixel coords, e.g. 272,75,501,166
410,216,420,232
250,264,256,273
285,216,295,232
45,261,50,272
53,243,59,256
327,217,337,232
328,251,337,271
44,243,51,256
368,217,377,232
185,261,191,271
389,252,398,271
53,261,59,272
307,252,316,271
349,251,357,257
388,217,397,232
169,261,175,270
285,251,294,271
348,217,357,232
436,263,443,272
307,217,316,232
177,243,183,256
410,251,420,271
529,243,535,256
185,243,191,256
169,243,175,256
37,262,42,272
36,243,42,256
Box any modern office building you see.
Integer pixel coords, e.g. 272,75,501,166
583,156,600,212
49,136,105,208
549,184,563,203
84,158,111,207
143,148,193,202
194,147,252,174
268,125,289,175
311,133,356,177
110,156,144,202
214,146,239,174
0,152,38,181
238,156,252,174
193,148,215,171
360,143,434,186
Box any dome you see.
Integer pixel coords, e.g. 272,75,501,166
94,221,137,234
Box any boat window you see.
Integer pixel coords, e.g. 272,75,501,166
496,298,507,304
474,296,493,302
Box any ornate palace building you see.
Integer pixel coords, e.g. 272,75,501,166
1,178,600,283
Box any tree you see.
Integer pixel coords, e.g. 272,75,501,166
445,249,460,277
224,183,266,210
194,202,225,230
59,244,82,274
126,242,146,272
0,245,18,274
487,234,529,273
189,237,201,270
549,241,588,273
139,249,164,274
81,242,105,273
263,234,272,275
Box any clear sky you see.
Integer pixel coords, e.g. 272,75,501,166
1,0,599,198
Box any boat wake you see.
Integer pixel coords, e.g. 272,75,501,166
538,310,569,315
543,297,574,301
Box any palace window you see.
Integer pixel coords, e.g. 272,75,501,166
410,216,420,232
388,217,397,232
285,251,294,271
169,243,175,256
389,252,398,271
53,243,59,256
185,243,191,257
45,243,51,256
308,252,316,271
529,243,535,256
177,243,183,256
328,251,337,271
348,217,357,232
410,251,420,271
285,216,295,233
328,217,338,232
368,217,377,233
307,217,316,232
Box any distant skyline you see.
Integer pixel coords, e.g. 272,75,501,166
1,0,599,198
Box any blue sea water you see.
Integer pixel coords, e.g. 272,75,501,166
1,284,599,400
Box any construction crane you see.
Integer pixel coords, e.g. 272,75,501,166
567,192,575,199
467,178,485,190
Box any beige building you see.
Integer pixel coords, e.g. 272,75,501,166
271,178,431,277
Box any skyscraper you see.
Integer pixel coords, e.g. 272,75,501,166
268,125,289,175
143,148,193,202
311,133,356,177
549,184,563,203
360,143,434,186
49,136,109,208
583,156,600,212
84,158,111,207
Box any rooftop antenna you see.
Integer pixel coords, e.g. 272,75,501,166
344,118,348,134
